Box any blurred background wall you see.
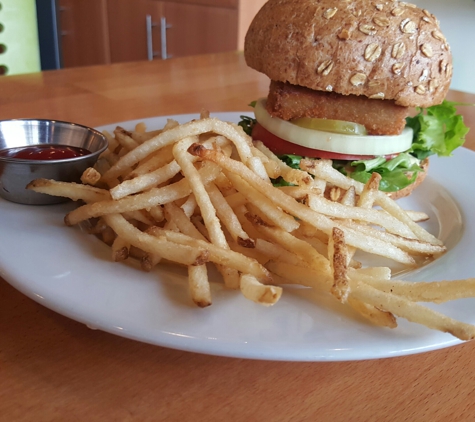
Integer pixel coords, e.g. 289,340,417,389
413,0,475,93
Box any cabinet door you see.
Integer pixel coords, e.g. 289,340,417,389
107,0,162,63
59,0,110,67
161,2,238,58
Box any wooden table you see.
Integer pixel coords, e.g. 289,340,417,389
2,51,475,421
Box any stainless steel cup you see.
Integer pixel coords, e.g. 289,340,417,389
0,119,108,205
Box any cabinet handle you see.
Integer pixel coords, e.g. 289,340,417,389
146,15,158,61
160,17,173,60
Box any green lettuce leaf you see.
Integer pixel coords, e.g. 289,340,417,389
406,100,469,160
349,153,423,192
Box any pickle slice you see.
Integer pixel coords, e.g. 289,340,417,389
291,117,368,136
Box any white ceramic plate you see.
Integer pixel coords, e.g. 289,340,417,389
1,111,474,361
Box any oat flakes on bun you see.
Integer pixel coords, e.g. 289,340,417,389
240,0,469,198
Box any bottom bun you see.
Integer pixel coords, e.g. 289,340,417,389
387,158,429,200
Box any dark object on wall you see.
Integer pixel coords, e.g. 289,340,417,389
35,0,62,70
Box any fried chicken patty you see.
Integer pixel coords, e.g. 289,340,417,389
266,81,411,136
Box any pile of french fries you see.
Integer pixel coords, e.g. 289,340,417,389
27,113,475,340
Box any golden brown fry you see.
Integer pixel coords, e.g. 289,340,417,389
27,179,110,203
188,265,212,308
163,202,207,242
246,212,329,271
300,158,442,246
111,236,130,262
307,194,416,238
329,227,349,303
189,145,415,265
31,116,475,339
226,172,300,233
111,160,181,200
81,167,102,186
102,118,254,183
253,140,324,190
346,297,397,328
357,172,381,208
363,277,475,303
141,253,162,272
240,274,282,306
104,214,208,266
206,182,254,247
148,227,272,283
65,163,220,226
349,280,475,341
114,127,140,151
131,144,175,177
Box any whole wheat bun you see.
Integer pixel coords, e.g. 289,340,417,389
245,0,452,108
387,158,429,200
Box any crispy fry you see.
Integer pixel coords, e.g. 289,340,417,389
103,214,208,266
147,227,272,283
111,236,130,262
188,265,212,308
240,274,282,306
300,158,442,246
189,145,415,265
350,280,475,341
65,163,220,226
30,116,475,339
226,172,300,232
27,179,110,203
81,167,102,186
329,227,349,303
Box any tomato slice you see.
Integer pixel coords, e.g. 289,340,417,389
251,123,380,160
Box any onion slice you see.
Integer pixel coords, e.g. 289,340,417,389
254,98,413,156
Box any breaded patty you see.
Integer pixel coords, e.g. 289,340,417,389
266,81,411,136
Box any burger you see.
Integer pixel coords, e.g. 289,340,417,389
241,0,469,198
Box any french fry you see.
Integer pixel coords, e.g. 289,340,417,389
81,167,102,186
148,227,272,283
206,182,254,247
240,274,282,306
307,193,416,238
114,127,140,151
357,172,380,208
328,227,349,303
246,212,329,271
30,116,475,340
361,277,475,303
300,158,442,246
111,236,130,262
64,163,221,226
226,172,300,233
349,280,475,341
103,214,208,266
110,160,181,200
27,179,110,203
188,265,212,308
188,145,415,265
102,118,254,183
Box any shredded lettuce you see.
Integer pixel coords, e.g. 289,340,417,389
346,153,422,192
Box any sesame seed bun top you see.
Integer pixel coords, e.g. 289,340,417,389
244,0,452,108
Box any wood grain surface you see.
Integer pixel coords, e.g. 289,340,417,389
1,51,475,421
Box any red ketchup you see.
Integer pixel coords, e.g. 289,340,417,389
0,144,91,160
